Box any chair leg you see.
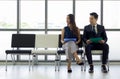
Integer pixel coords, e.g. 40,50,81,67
11,54,14,64
83,54,86,71
13,55,16,65
81,65,83,71
5,54,8,71
58,60,60,71
55,54,57,71
55,60,56,71
58,54,61,71
81,54,84,71
11,54,15,65
33,54,38,65
32,55,34,71
55,54,60,71
29,54,31,71
59,55,61,66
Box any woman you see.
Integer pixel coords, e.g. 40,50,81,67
61,14,83,73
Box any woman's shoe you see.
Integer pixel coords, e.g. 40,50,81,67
76,61,84,65
68,69,72,73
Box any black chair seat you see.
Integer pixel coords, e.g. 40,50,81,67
57,50,65,55
77,50,83,54
57,49,83,55
6,50,31,54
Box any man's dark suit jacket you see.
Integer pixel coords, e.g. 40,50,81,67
83,24,108,43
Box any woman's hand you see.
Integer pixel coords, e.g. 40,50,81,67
76,41,79,45
61,40,65,44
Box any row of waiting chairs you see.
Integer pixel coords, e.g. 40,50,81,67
5,34,109,71
5,34,85,71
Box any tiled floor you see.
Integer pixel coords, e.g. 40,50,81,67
0,64,120,79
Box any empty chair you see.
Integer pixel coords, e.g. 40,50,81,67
32,34,59,70
5,34,35,71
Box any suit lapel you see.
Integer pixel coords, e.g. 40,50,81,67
96,25,100,34
89,25,93,31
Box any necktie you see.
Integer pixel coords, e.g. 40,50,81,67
93,26,96,33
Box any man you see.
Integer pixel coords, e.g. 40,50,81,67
83,12,109,73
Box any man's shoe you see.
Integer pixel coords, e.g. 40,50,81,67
101,65,108,73
89,65,94,73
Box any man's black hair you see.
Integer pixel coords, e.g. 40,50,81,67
90,12,98,19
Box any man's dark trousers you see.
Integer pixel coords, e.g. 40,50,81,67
85,43,109,64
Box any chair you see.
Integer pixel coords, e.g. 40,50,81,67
5,34,35,71
32,34,59,70
56,34,85,71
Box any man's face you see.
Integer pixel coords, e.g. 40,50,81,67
89,15,97,25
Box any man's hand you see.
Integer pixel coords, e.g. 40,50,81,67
86,40,92,44
99,40,105,44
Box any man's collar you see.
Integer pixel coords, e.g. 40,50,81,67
90,24,97,27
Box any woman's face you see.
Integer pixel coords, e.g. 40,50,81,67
66,16,70,25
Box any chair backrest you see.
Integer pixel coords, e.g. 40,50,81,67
12,34,35,48
58,34,83,48
91,50,103,55
58,34,62,48
78,35,83,48
35,34,59,48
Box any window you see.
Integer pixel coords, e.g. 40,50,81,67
107,31,120,60
0,0,120,61
103,1,120,29
0,32,16,60
48,31,61,34
76,0,100,29
48,0,73,29
0,0,17,29
20,0,45,29
20,31,45,34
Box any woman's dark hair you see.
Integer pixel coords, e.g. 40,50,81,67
67,14,78,37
